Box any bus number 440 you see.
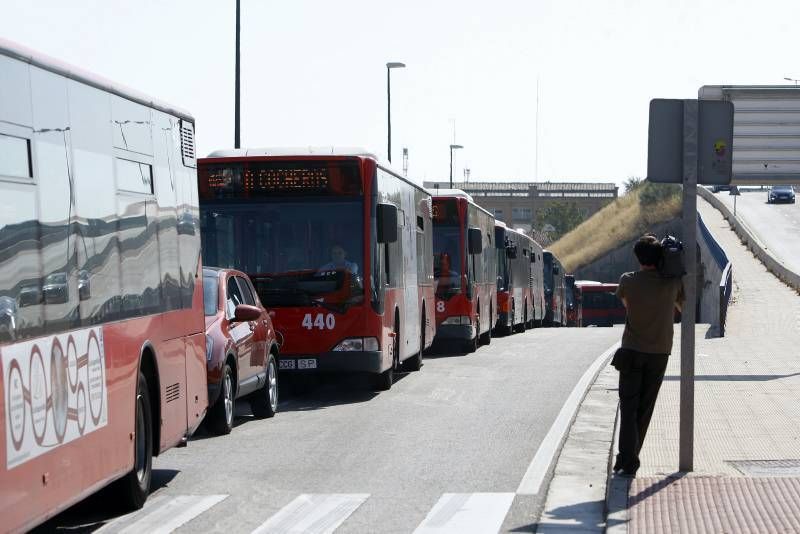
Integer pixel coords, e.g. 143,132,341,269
302,313,336,330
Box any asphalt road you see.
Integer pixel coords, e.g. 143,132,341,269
35,327,620,534
714,187,800,273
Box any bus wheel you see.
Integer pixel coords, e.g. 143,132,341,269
373,318,398,390
505,302,515,336
514,306,527,333
479,310,492,345
464,317,478,354
208,363,235,435
115,371,153,511
405,312,424,372
252,353,278,418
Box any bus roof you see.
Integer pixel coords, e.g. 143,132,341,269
431,189,495,219
206,147,381,160
0,37,194,122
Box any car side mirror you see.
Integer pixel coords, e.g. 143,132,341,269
468,227,482,255
233,304,261,322
377,203,398,244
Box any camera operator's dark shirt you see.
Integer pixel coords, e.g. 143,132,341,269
616,270,684,354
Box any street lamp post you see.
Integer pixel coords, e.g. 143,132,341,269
449,144,463,188
784,77,800,86
386,62,406,163
234,0,241,149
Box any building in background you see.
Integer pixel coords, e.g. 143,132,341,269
423,181,618,239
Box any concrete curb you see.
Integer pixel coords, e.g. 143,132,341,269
534,353,620,533
698,188,800,293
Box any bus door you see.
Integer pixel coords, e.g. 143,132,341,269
400,190,420,359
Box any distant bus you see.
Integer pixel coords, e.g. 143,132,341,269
198,149,434,391
575,281,626,327
542,250,566,327
494,222,544,334
0,39,207,532
565,275,579,327
432,190,497,352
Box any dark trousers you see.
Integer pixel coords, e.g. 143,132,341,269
614,351,669,473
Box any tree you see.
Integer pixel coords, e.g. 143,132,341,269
624,176,644,194
534,201,587,242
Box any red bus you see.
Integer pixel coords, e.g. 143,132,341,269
0,40,207,531
575,281,626,327
542,250,566,327
432,190,497,352
197,149,435,391
494,222,545,335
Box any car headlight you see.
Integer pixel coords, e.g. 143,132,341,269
332,337,380,352
441,315,471,325
206,336,214,362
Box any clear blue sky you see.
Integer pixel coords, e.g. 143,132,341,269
3,0,799,187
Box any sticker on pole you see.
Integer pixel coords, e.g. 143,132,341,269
2,326,108,469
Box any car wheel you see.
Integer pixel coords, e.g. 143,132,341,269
208,363,235,435
114,371,152,511
252,353,278,418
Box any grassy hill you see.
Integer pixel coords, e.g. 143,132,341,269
549,182,681,273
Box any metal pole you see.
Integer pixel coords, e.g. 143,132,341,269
449,146,453,188
387,67,392,163
234,0,241,149
679,99,698,472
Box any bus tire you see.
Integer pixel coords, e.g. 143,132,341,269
514,305,527,333
374,316,399,390
207,363,235,435
115,371,153,511
479,308,492,345
251,352,278,418
405,311,424,372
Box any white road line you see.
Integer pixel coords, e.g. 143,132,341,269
251,493,369,534
413,493,515,534
516,342,619,495
97,494,228,534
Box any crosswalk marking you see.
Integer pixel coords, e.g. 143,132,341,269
251,493,370,534
413,493,516,534
96,494,228,534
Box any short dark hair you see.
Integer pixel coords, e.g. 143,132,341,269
634,234,662,266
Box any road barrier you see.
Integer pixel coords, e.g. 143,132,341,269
699,187,800,294
696,211,732,337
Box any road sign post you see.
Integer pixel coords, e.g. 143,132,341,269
648,98,733,472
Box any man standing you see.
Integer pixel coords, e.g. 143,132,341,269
613,234,684,477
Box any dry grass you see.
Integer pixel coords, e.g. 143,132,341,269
550,187,681,272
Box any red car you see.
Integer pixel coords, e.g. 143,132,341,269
203,267,280,435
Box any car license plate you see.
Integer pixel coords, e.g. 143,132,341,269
298,358,317,370
279,359,296,370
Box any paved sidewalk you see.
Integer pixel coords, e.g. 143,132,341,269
616,198,800,533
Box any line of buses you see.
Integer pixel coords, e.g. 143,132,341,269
0,40,570,531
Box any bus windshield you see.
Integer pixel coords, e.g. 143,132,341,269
200,199,365,308
433,225,463,295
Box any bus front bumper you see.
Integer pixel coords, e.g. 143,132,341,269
278,351,384,374
433,324,476,342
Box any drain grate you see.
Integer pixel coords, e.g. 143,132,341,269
727,459,800,476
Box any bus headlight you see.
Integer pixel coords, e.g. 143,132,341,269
441,316,471,325
206,336,214,361
332,337,380,352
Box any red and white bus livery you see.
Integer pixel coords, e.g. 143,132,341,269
494,222,545,335
198,149,435,391
431,190,497,352
0,39,207,531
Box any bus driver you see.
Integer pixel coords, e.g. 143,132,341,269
319,244,359,275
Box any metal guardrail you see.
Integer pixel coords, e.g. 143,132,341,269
719,262,733,337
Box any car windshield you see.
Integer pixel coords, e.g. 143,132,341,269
773,185,793,192
200,199,364,308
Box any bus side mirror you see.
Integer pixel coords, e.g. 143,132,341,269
531,254,536,263
507,246,518,259
377,203,398,243
553,266,560,275
468,227,482,254
494,228,506,249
